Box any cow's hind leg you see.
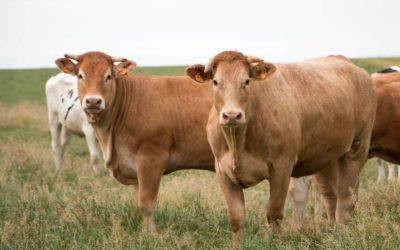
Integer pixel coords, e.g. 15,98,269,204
336,139,369,223
288,176,311,223
397,165,400,183
377,159,386,183
314,161,338,222
135,145,168,232
388,163,396,182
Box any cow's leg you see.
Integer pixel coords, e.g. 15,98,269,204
288,176,311,223
130,182,139,219
388,163,396,182
59,127,72,169
266,160,293,225
397,165,400,183
377,159,386,183
217,167,245,250
314,162,338,222
335,141,369,223
48,112,63,170
82,125,101,173
135,146,168,232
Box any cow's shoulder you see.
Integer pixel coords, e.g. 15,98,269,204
327,54,351,62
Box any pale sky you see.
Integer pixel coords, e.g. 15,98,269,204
0,0,399,68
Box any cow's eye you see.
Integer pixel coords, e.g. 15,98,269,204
78,74,83,80
213,79,218,87
106,75,111,81
245,79,250,86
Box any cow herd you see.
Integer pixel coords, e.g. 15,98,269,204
46,51,400,249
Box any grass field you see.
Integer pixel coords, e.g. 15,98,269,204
1,59,400,249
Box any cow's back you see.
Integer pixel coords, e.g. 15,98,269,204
373,72,400,87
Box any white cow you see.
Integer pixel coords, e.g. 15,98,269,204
377,159,400,183
45,73,100,172
286,176,313,222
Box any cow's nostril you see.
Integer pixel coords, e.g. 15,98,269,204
223,113,229,120
96,99,101,105
85,98,90,104
236,113,242,120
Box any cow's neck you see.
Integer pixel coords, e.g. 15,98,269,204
90,76,136,168
222,125,247,170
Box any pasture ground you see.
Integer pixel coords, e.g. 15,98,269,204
1,58,400,249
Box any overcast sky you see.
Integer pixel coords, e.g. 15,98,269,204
0,0,399,68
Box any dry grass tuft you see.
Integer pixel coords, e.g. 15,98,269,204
0,101,49,130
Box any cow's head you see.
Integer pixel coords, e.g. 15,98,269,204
55,51,136,120
186,51,276,127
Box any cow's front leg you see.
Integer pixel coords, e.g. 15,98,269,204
135,145,168,232
267,160,293,225
59,126,72,168
130,182,139,219
217,167,245,250
48,112,63,170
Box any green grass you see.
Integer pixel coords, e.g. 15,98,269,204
0,66,186,106
352,57,400,74
0,59,400,249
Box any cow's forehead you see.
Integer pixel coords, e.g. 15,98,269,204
78,54,112,75
215,60,249,78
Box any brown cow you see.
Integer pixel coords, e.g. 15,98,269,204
187,51,376,249
283,70,400,223
371,70,400,183
55,51,215,232
369,71,400,164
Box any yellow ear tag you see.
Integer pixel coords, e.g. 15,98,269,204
195,74,203,82
259,72,268,80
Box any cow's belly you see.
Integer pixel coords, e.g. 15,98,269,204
59,105,86,136
218,151,268,188
292,141,351,177
165,150,215,173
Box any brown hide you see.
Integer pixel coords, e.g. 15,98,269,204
187,51,376,249
370,72,400,163
55,52,214,232
96,74,215,183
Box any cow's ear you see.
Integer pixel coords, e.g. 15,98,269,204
186,64,212,83
55,58,77,75
250,62,276,80
115,60,136,76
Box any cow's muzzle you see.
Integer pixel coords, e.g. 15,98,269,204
220,111,245,127
83,95,105,114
